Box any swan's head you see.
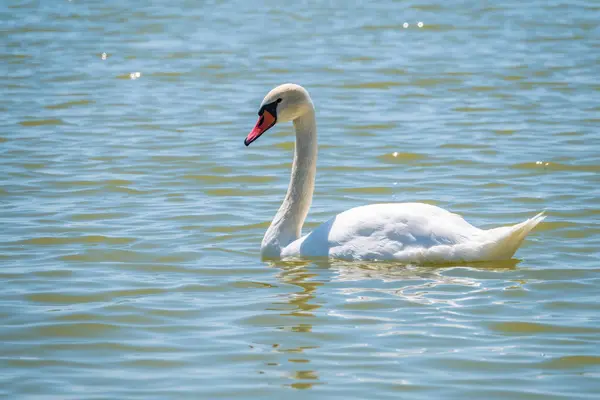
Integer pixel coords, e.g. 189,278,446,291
245,83,312,146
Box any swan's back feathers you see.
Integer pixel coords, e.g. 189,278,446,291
281,204,544,262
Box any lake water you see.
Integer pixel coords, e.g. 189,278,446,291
2,0,599,398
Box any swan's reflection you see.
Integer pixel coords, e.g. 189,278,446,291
324,259,518,306
267,258,519,388
275,260,323,322
324,259,518,281
275,258,517,284
268,259,323,389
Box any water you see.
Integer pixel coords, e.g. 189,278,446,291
2,0,599,398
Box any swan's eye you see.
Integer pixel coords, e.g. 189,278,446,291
258,99,281,117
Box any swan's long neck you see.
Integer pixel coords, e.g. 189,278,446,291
261,108,317,257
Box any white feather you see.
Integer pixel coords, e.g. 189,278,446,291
281,204,544,262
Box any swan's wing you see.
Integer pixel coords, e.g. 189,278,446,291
282,203,481,260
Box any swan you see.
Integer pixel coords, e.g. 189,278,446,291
244,83,545,262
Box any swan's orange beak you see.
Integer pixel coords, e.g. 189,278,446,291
245,110,276,146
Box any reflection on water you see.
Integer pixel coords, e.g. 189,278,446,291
329,260,520,310
275,261,323,321
328,259,518,281
268,259,520,389
270,261,323,389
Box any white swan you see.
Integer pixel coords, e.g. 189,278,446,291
244,83,545,263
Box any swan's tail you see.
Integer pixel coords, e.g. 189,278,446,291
480,212,546,260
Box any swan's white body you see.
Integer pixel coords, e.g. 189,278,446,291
280,203,545,262
245,84,544,263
